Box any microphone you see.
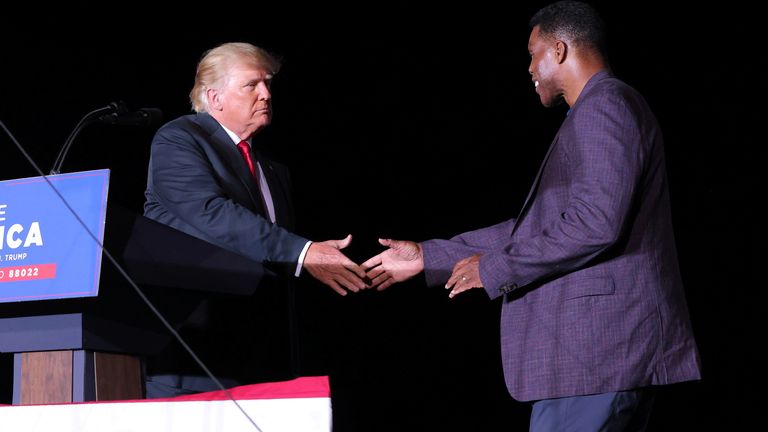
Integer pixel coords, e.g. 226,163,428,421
99,107,163,126
49,101,125,175
49,102,162,175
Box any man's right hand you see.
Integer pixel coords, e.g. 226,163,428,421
362,238,424,291
303,234,368,296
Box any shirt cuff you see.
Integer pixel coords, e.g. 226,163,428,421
294,241,312,277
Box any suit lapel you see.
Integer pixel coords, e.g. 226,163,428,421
512,135,559,234
511,70,612,234
254,152,289,226
196,113,267,215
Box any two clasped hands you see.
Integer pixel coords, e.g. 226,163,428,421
302,235,482,298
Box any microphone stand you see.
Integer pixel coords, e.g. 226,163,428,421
49,101,125,175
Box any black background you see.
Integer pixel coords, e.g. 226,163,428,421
0,1,764,430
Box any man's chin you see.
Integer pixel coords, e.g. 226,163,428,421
252,116,271,129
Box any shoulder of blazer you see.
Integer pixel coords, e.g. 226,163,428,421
160,112,220,133
191,112,224,136
571,71,615,107
569,72,643,120
581,72,641,102
153,112,218,142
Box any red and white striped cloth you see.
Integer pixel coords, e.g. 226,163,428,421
0,376,331,432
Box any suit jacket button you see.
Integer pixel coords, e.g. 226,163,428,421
499,283,517,294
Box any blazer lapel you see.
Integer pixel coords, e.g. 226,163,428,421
254,153,288,226
512,135,559,234
511,71,612,234
196,114,267,215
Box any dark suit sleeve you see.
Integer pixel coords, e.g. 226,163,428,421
145,123,308,270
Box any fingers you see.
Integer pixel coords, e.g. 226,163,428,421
305,268,360,294
446,265,467,298
363,267,393,291
445,254,483,298
328,280,348,296
335,269,367,293
316,268,361,295
313,236,421,294
376,279,394,291
365,265,386,281
316,243,368,281
446,276,468,298
324,253,369,291
368,270,389,288
446,261,470,287
332,251,368,282
446,272,461,288
446,274,482,298
448,286,466,298
361,253,382,271
342,260,368,281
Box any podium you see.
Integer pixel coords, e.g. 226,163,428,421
0,172,270,405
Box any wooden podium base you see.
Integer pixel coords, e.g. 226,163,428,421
13,350,142,404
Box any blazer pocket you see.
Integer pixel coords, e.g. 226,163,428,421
563,277,615,300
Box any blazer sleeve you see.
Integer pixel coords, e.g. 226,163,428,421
480,90,647,298
145,123,309,270
420,219,516,288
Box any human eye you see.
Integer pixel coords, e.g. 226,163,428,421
244,80,258,89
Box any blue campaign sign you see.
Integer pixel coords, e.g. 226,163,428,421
0,169,109,302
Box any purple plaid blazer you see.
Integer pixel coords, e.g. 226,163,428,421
421,70,701,401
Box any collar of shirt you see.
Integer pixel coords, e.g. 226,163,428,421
219,123,250,148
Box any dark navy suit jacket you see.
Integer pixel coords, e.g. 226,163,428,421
143,112,307,391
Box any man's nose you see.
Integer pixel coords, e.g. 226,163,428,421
258,82,271,99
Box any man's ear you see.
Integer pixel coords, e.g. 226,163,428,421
206,88,223,111
554,40,567,63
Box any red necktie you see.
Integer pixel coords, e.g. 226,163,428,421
236,140,257,179
236,140,272,219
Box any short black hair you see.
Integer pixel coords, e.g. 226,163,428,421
529,1,607,55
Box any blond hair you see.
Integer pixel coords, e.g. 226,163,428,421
189,42,282,113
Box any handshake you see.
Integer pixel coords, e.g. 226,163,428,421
302,235,482,299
